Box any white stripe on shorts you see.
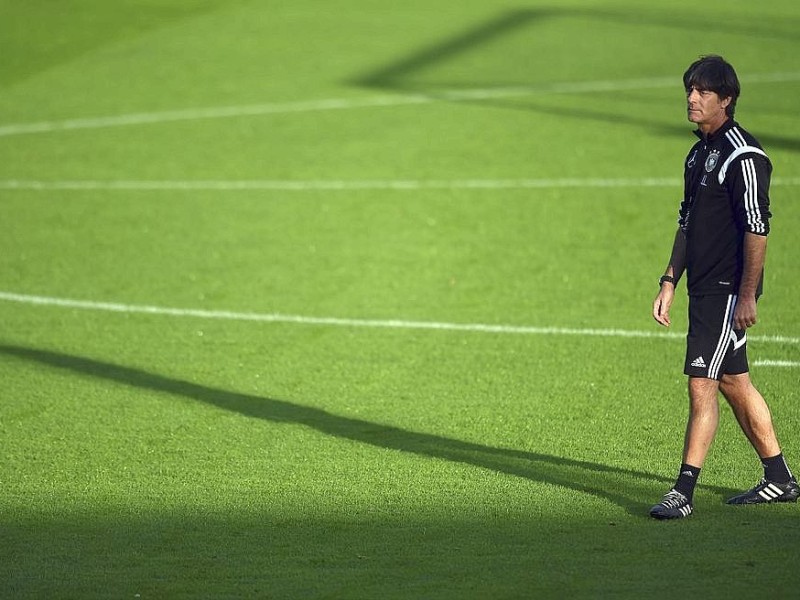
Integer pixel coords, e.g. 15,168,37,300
708,294,737,379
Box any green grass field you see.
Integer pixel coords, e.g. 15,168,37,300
2,1,800,597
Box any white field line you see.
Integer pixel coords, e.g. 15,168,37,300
753,360,800,367
2,177,800,192
0,95,430,138
1,71,799,137
1,292,799,353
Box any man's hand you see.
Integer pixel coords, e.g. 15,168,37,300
733,294,758,330
653,284,675,327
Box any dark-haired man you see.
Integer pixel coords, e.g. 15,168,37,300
649,55,798,519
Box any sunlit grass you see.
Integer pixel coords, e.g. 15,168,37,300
1,0,799,597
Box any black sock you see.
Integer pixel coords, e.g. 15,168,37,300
762,453,793,483
674,463,701,501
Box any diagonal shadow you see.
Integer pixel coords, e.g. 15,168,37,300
1,1,236,89
353,7,800,89
351,7,800,150
353,8,555,88
0,344,734,516
464,96,800,153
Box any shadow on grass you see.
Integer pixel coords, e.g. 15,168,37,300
6,344,799,598
459,97,800,153
5,502,800,599
0,344,737,516
1,1,235,88
352,8,799,89
350,7,800,152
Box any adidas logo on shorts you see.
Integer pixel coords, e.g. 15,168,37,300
691,356,706,368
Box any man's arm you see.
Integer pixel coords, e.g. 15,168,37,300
726,152,770,330
733,232,767,330
653,228,687,327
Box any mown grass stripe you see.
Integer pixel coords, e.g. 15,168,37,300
1,177,799,191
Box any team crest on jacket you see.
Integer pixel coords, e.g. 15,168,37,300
705,149,720,172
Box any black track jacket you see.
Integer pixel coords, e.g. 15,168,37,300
678,119,772,297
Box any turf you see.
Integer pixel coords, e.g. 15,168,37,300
1,1,800,598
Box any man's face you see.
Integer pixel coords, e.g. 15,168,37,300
686,86,731,130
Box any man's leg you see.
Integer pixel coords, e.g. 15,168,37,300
650,377,720,520
719,372,779,457
683,377,721,468
719,372,799,504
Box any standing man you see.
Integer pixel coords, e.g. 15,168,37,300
649,55,798,520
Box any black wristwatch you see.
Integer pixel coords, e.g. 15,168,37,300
659,275,676,288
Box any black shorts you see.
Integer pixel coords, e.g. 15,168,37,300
685,294,749,380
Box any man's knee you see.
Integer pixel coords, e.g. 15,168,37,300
719,372,753,400
688,377,720,411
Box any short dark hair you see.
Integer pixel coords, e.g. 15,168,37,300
683,55,740,117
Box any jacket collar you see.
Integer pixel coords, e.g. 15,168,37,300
693,118,736,142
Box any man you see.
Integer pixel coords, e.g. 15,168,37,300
649,55,798,520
